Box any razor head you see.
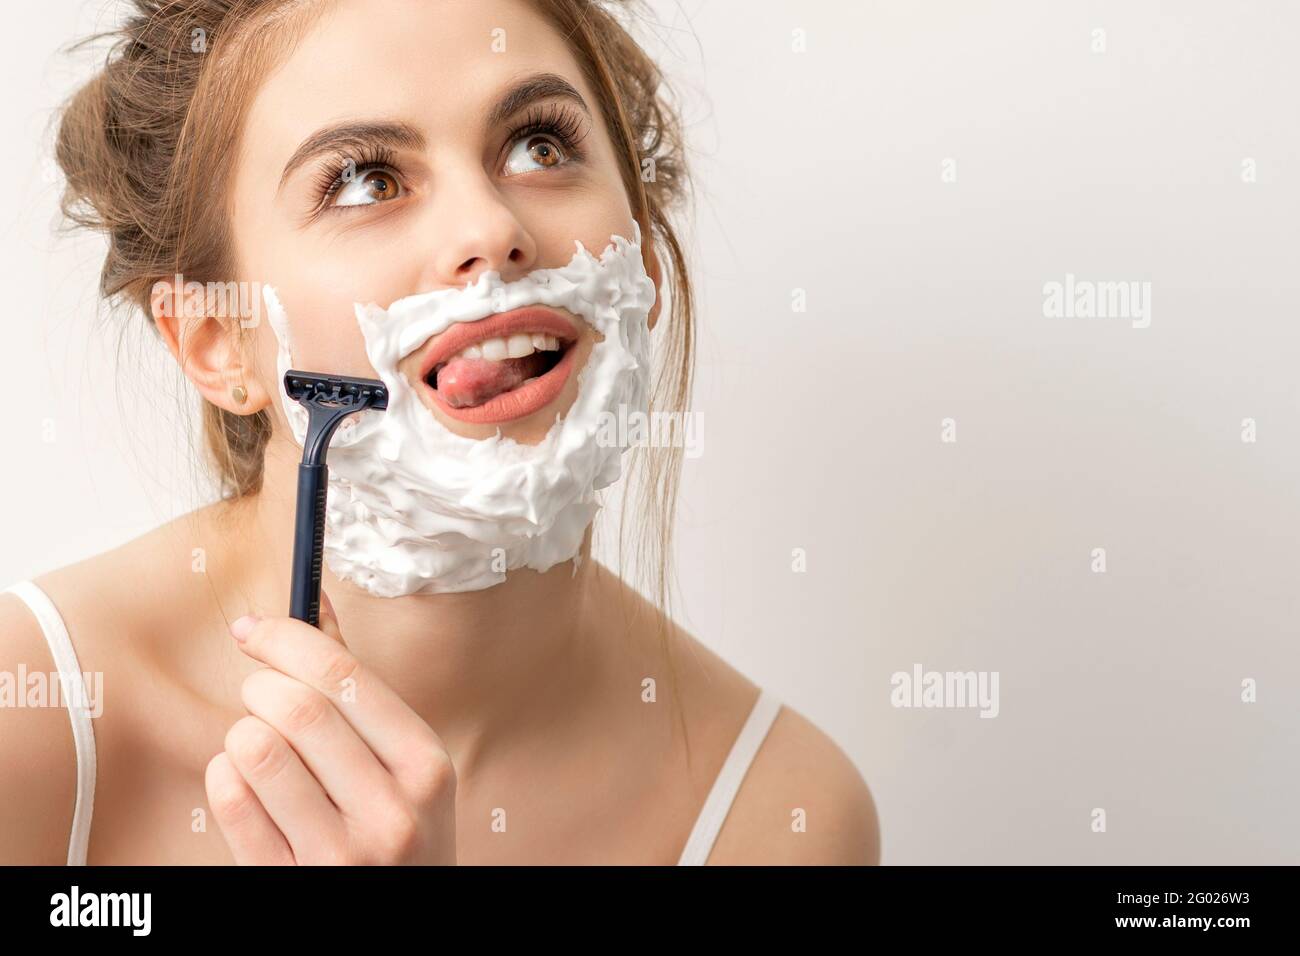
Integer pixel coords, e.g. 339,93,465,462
285,370,389,411
284,369,389,464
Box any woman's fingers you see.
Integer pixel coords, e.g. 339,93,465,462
232,610,453,806
204,751,294,865
316,587,344,644
239,666,400,825
221,715,347,863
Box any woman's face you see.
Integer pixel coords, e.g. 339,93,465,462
230,0,657,446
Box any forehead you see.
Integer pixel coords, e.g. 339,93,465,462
246,0,591,154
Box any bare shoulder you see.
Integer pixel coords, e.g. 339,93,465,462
22,504,216,667
707,700,882,866
0,588,80,863
652,609,881,867
0,511,209,864
16,539,157,673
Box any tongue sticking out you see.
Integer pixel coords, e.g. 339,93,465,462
434,352,553,409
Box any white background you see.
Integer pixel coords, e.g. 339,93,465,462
3,0,1297,863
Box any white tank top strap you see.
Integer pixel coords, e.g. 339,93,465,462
3,580,97,866
676,686,783,866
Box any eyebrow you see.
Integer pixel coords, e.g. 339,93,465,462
276,120,425,194
484,71,591,130
276,72,592,194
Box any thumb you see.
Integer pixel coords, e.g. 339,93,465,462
316,588,347,647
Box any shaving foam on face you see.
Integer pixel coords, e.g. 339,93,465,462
262,220,656,597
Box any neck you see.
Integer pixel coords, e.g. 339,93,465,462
210,432,608,774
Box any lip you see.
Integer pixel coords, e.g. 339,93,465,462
416,306,579,381
417,306,581,425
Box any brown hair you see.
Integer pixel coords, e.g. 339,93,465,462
55,1,700,755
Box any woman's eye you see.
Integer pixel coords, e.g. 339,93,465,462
331,167,402,208
503,135,568,176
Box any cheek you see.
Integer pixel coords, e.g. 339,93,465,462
266,287,376,378
235,208,420,381
551,194,636,264
250,288,379,441
250,256,423,382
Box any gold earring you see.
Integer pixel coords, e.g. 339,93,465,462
231,384,248,405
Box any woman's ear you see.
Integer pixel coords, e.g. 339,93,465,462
150,278,270,413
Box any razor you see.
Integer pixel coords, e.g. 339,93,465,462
284,369,389,627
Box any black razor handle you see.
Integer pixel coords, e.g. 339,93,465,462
290,462,330,627
284,369,388,629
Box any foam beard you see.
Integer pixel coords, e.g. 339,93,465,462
263,221,656,597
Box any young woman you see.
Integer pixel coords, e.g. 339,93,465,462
1,0,880,865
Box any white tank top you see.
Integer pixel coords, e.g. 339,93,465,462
3,579,782,865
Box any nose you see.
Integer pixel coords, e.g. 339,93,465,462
421,168,539,289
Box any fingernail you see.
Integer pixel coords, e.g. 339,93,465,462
230,614,260,642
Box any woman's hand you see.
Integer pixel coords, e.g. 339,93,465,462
204,591,457,865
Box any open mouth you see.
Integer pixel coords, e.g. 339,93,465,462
418,307,580,425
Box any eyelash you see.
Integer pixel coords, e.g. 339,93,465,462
309,103,589,213
311,144,398,210
505,102,589,165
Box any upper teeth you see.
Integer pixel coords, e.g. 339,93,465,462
455,333,561,362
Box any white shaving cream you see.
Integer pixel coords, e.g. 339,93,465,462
262,221,656,597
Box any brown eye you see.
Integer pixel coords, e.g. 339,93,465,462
528,137,562,167
503,135,568,176
332,168,402,207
